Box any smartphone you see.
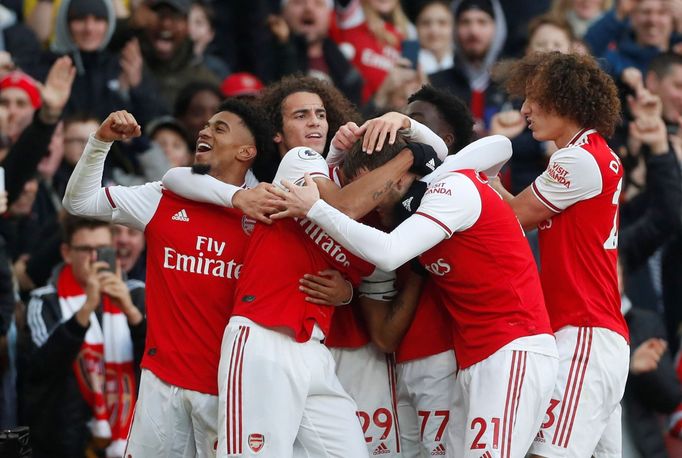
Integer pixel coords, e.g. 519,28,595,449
0,166,5,193
401,40,420,69
96,246,117,272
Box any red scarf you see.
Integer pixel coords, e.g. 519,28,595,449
56,264,136,457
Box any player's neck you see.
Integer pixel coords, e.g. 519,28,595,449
555,124,584,149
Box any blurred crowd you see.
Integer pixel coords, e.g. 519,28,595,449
1,0,682,456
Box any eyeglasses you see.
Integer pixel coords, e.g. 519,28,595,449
70,244,112,254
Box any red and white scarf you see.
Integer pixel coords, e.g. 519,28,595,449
56,264,137,457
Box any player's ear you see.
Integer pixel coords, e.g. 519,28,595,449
238,145,257,162
273,132,283,144
443,133,455,149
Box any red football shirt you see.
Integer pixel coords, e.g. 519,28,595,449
233,148,375,341
416,170,553,369
531,128,628,340
107,187,251,395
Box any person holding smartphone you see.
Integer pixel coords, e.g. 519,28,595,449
23,214,146,458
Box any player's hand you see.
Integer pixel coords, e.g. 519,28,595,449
332,121,365,152
630,337,667,374
361,112,411,153
490,110,526,139
232,183,285,225
95,110,142,142
300,270,353,305
270,173,320,219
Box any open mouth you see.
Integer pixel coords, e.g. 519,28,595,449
196,142,212,153
305,133,323,140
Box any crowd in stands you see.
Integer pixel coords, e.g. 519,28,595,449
1,0,682,456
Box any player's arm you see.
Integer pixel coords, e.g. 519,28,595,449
491,146,604,230
63,111,159,230
274,173,479,272
161,167,282,224
359,270,424,353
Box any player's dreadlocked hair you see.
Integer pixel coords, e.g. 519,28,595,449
259,75,361,156
407,85,474,154
342,138,408,180
501,52,621,138
218,98,280,183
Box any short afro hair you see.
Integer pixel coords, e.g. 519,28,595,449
258,75,361,156
218,98,279,183
407,85,474,154
502,52,621,138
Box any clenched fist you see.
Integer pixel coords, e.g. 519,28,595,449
95,110,142,142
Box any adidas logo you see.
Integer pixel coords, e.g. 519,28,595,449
534,430,546,443
426,158,436,171
478,451,492,458
372,442,390,455
402,196,414,212
172,209,190,222
431,443,446,456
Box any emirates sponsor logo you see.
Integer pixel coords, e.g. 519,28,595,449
297,217,351,267
373,442,390,455
171,209,190,222
248,433,264,453
431,443,446,455
162,236,242,279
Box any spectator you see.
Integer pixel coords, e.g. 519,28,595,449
112,224,146,282
0,4,42,78
331,0,415,103
187,1,230,79
268,0,364,105
416,0,455,74
23,215,145,458
0,71,42,143
49,0,165,127
139,0,220,111
146,115,193,167
173,80,222,147
430,0,507,135
585,0,682,91
551,0,613,38
526,13,574,54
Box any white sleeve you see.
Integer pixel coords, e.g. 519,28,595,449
400,118,448,161
421,135,512,184
63,134,160,230
326,143,346,167
358,268,397,302
306,200,447,272
414,173,482,237
531,146,602,212
161,167,240,208
273,147,331,188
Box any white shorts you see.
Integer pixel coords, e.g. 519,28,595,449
529,326,629,458
124,368,218,458
396,350,457,457
329,344,402,457
448,337,558,458
217,317,368,458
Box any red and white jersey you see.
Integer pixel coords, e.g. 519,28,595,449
416,169,553,369
233,148,376,342
531,129,628,340
106,185,251,395
395,276,453,364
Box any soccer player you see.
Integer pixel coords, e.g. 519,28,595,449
271,133,559,458
492,52,629,458
62,101,280,457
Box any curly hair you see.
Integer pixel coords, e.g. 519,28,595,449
258,75,361,156
407,85,474,154
218,98,279,183
503,52,621,138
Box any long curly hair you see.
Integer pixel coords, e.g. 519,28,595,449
258,75,361,156
502,52,621,138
